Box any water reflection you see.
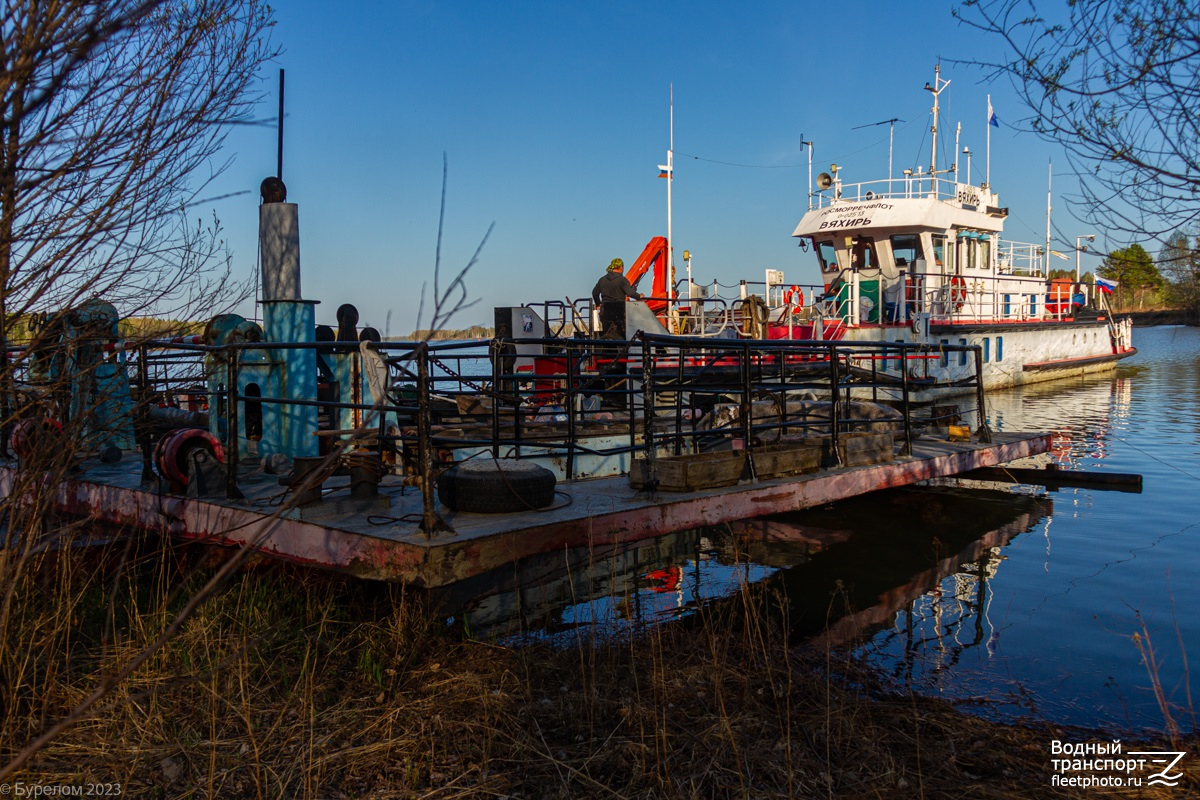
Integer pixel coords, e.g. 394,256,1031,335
433,527,774,644
747,489,1050,653
983,373,1134,465
433,487,1050,656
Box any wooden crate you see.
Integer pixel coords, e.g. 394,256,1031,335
775,433,894,468
839,431,895,466
751,442,823,479
630,451,747,491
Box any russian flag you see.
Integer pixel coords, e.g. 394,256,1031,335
1096,276,1118,294
658,164,672,179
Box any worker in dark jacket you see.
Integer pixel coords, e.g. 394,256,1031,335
592,258,642,339
591,258,642,304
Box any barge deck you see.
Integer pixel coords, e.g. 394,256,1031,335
2,431,1047,585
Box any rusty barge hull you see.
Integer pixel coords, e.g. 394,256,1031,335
0,432,1048,586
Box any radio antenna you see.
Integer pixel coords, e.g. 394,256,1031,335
851,117,904,181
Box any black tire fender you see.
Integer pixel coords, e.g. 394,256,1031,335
436,459,556,513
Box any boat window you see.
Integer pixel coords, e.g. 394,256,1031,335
932,235,949,273
940,338,950,367
1030,293,1038,317
816,240,839,273
851,237,878,271
956,233,978,271
890,234,920,270
983,337,990,362
959,338,968,366
1003,293,1012,317
996,336,1004,362
979,237,992,271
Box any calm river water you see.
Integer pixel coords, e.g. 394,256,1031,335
442,324,1200,735
865,324,1200,733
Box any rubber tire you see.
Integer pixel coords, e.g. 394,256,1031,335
437,460,556,513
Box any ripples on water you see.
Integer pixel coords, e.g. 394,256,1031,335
439,326,1200,734
929,324,1200,732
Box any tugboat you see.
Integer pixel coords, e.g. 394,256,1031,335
502,65,1135,399
786,65,1135,390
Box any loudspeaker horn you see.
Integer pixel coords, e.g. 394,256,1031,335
816,172,833,190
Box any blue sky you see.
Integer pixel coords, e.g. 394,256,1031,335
208,0,1097,335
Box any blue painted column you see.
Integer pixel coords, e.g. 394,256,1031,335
259,201,319,459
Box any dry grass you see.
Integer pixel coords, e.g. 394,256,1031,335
1,539,1196,799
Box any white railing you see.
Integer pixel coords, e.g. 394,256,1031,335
996,240,1045,277
811,177,997,208
812,270,1086,328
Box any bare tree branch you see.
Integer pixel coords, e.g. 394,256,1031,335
0,0,277,775
412,153,491,338
955,0,1200,242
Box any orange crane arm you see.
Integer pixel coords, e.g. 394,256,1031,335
625,236,670,312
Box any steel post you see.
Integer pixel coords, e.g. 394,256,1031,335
490,340,501,461
900,344,913,456
674,349,685,456
565,347,576,481
641,336,655,489
225,350,241,499
974,346,992,442
828,343,842,466
416,343,450,535
740,341,752,453
137,344,155,483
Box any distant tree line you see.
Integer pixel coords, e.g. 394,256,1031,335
400,325,494,341
1155,232,1200,316
5,315,201,344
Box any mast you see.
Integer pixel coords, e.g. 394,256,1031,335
985,94,992,188
277,68,285,179
1045,159,1052,274
954,121,961,178
804,138,813,210
667,85,676,328
924,64,950,177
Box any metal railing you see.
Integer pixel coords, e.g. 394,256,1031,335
5,333,990,537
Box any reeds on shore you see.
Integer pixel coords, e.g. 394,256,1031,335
0,530,1195,799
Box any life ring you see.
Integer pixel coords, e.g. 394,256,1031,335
950,276,967,310
782,285,805,313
